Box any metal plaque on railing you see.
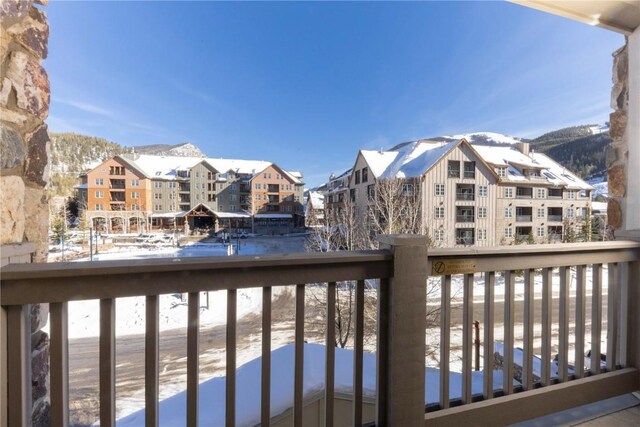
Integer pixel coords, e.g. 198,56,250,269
431,259,477,275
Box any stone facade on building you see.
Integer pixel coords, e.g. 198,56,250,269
0,0,51,423
608,41,629,232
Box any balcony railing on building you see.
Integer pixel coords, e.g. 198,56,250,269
1,238,639,427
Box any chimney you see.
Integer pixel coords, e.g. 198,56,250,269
516,142,530,156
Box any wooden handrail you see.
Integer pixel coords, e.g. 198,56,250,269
0,251,393,305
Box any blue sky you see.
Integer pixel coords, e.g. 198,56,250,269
46,1,623,187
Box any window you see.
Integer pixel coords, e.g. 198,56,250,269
154,193,162,200
169,193,175,200
567,207,575,218
478,207,487,218
95,191,104,198
447,161,460,178
479,185,488,197
463,161,475,179
285,205,292,212
537,227,545,237
169,204,175,211
155,204,162,211
505,187,514,198
497,167,507,177
154,181,162,189
567,190,575,199
504,207,513,218
362,167,368,183
131,179,139,186
131,191,139,199
455,228,475,245
95,203,103,211
350,188,356,202
168,182,176,188
477,229,487,240
230,184,237,190
230,205,237,211
131,204,140,211
367,184,375,200
435,206,445,219
231,194,237,201
504,227,513,238
537,208,545,218
95,178,104,186
255,183,261,190
402,184,414,196
537,188,546,198
355,170,361,185
435,184,445,196
434,229,445,242
255,194,261,200
219,183,224,190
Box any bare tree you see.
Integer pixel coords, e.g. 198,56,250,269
305,178,440,354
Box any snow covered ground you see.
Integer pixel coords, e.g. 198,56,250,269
117,343,508,426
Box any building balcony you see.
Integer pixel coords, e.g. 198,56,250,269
548,215,563,222
516,215,532,222
456,193,475,201
456,215,474,223
1,240,639,426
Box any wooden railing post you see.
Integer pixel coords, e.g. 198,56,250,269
625,246,640,388
377,235,429,427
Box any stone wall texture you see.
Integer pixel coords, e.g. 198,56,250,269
608,41,629,232
1,0,51,423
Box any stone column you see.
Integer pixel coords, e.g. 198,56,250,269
1,0,51,424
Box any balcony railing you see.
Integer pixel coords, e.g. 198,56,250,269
548,214,563,222
456,214,474,222
516,215,532,222
1,239,639,426
456,193,475,201
516,194,532,199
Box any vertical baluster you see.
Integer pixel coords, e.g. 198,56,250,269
574,266,587,378
7,305,31,427
50,302,69,427
483,271,495,400
607,263,619,371
462,274,474,404
439,275,451,409
100,299,115,427
591,264,603,375
261,287,272,427
353,280,365,425
503,270,515,394
294,284,305,427
522,269,534,390
145,295,159,427
376,278,389,427
226,289,237,427
558,267,570,382
540,268,553,386
619,262,629,368
187,292,200,427
325,282,336,427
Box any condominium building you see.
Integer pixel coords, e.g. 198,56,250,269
329,139,591,246
78,154,305,234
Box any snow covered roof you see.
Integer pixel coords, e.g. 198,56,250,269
530,153,592,190
126,155,204,180
205,158,272,176
213,211,252,219
74,183,88,189
359,139,591,190
116,155,299,183
254,214,293,219
307,191,325,210
360,150,400,178
150,211,188,218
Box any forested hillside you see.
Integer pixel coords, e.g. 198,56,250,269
530,125,609,179
49,133,129,196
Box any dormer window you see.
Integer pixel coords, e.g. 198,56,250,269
497,167,507,177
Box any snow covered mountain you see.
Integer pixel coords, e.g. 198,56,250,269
133,142,205,158
439,131,524,145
